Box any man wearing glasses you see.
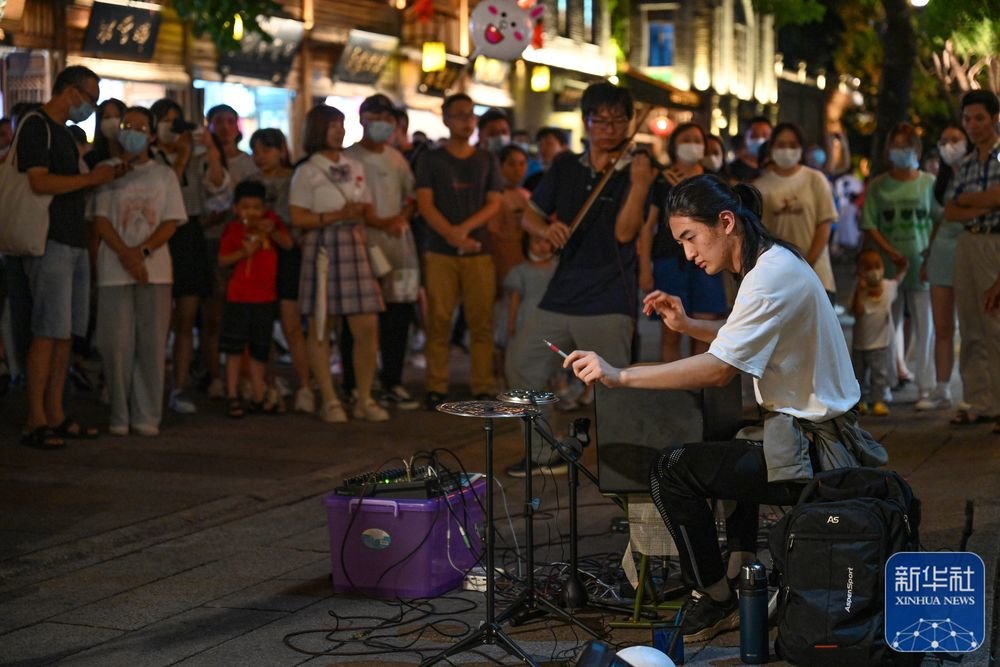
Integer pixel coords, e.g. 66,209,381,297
415,93,504,410
504,82,656,477
13,65,120,449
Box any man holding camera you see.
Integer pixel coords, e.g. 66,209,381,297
14,66,122,449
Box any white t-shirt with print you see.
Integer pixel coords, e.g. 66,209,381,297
754,167,838,292
708,244,859,421
92,160,187,287
289,153,373,214
853,278,898,351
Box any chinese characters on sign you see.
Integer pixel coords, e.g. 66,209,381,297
82,2,161,61
334,30,398,86
218,16,304,84
885,552,985,654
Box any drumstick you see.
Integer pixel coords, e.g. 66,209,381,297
543,339,568,359
564,104,653,242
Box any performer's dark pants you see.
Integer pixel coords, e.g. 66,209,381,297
649,440,806,589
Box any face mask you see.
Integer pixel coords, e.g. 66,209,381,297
100,117,121,140
938,141,967,167
702,154,723,172
889,148,919,170
771,148,802,169
675,142,705,165
516,142,531,153
486,134,511,152
810,148,827,166
527,249,553,262
157,121,178,145
68,101,95,124
367,120,394,144
863,269,883,287
118,129,148,155
746,137,766,158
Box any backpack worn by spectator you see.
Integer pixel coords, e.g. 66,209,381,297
769,467,922,666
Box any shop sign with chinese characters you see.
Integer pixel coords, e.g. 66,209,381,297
334,30,398,86
82,2,161,61
885,551,985,654
218,16,304,84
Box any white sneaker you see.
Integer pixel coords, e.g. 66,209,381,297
294,387,316,414
915,395,952,411
354,400,390,422
132,424,160,436
208,378,226,400
321,399,348,423
169,389,197,414
108,424,129,436
273,376,292,398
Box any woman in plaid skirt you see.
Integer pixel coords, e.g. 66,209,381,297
289,105,388,423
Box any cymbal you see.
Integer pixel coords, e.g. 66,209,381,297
496,389,559,405
437,401,541,419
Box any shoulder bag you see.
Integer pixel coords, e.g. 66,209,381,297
0,111,54,256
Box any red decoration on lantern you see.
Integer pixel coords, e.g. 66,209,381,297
532,17,544,49
413,0,434,23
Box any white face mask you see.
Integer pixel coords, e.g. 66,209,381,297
100,117,121,140
157,121,178,145
771,148,802,170
702,154,723,172
938,141,967,167
675,142,705,165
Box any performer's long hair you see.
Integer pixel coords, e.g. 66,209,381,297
665,174,801,277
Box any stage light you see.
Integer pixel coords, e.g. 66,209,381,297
422,41,446,72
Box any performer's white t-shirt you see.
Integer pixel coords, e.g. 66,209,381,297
709,244,859,421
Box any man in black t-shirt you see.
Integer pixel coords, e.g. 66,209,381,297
415,93,503,409
13,66,119,449
504,83,656,476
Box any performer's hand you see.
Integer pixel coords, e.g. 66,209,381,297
629,151,657,189
564,350,622,388
642,290,687,332
546,221,571,249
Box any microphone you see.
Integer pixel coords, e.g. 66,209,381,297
570,417,591,447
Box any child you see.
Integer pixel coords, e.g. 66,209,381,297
218,181,293,417
851,249,907,416
503,234,557,386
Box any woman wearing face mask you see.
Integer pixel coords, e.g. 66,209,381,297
911,124,971,411
249,128,314,414
701,134,728,179
753,122,839,303
638,123,728,361
149,98,227,415
91,106,186,436
861,122,941,404
86,98,127,169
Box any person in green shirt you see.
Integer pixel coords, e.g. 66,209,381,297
861,122,942,404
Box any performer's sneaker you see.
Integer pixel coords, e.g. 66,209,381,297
505,458,569,478
678,590,739,642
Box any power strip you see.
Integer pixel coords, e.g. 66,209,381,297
462,566,505,592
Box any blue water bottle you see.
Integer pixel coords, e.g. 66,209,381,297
739,560,769,664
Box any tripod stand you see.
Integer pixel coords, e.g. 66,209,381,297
421,401,540,667
531,418,644,617
494,408,602,638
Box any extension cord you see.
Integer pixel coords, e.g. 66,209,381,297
462,566,505,592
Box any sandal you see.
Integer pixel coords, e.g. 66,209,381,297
949,409,992,426
52,417,99,439
227,399,245,419
20,427,66,450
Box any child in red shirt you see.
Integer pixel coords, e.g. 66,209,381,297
218,181,292,417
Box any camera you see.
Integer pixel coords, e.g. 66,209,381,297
171,118,198,133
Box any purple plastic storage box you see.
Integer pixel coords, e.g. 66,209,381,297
324,477,485,599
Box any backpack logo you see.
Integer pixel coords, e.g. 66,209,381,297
827,515,840,524
845,567,854,613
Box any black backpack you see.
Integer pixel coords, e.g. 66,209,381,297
769,467,922,666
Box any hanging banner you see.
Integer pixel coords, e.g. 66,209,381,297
82,2,161,61
218,16,304,84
